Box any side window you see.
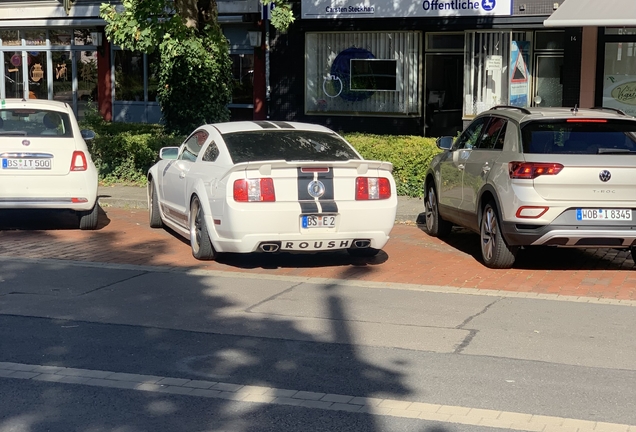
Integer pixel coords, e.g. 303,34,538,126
202,141,219,162
455,117,488,150
477,117,507,150
179,130,208,162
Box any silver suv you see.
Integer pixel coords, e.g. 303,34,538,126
423,105,636,269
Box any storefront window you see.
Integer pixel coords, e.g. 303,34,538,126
464,31,531,116
52,51,72,102
305,31,421,116
4,51,23,98
50,29,72,46
0,30,20,46
535,31,564,50
24,30,46,47
28,51,47,99
606,28,636,35
230,53,254,105
74,29,92,46
602,41,636,116
114,50,144,101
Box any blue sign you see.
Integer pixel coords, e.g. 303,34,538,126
481,0,495,11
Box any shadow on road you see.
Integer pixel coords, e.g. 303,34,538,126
0,206,111,231
415,214,636,271
0,248,445,431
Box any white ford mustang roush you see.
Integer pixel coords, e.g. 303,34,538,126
147,121,397,260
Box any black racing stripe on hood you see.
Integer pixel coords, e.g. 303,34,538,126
319,201,338,213
272,121,294,129
254,121,278,129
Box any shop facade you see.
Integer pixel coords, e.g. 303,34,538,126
269,0,580,136
0,0,262,122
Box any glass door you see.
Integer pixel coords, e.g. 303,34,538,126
533,55,563,107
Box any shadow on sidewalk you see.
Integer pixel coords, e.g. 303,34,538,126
0,206,110,231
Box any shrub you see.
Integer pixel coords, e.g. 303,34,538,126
80,106,183,185
79,112,441,195
344,133,441,197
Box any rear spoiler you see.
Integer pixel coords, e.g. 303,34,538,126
228,159,394,177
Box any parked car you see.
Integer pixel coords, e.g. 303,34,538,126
423,105,636,269
147,121,397,260
0,98,99,229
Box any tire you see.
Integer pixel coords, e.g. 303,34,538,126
423,184,452,238
630,246,636,263
347,247,380,258
148,180,163,228
189,195,217,260
480,201,517,269
78,201,99,230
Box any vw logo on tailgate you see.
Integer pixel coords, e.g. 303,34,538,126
599,170,612,182
307,180,326,198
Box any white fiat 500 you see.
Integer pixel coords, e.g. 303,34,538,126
0,99,99,229
147,121,397,260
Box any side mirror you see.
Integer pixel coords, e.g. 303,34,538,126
81,129,96,141
159,146,179,160
436,136,454,151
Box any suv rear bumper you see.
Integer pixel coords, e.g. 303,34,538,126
501,221,636,248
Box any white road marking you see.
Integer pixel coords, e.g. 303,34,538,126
0,362,633,432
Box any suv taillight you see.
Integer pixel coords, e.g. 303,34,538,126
70,151,88,171
233,178,276,202
509,162,563,180
355,177,391,200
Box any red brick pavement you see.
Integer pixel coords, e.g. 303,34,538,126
1,207,635,300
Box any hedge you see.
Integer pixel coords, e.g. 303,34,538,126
80,113,441,197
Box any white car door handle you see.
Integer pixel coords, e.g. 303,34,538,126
458,164,465,170
179,172,186,179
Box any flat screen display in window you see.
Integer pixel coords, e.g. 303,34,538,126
350,59,397,91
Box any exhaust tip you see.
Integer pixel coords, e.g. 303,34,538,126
259,242,281,253
353,239,371,249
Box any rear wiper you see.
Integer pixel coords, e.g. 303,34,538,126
597,148,636,154
0,131,28,136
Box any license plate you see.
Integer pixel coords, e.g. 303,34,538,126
2,158,52,170
576,209,632,221
302,214,336,228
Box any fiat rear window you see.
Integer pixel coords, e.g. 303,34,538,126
521,119,636,154
222,130,361,164
0,109,73,138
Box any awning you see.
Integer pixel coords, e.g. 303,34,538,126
544,0,636,27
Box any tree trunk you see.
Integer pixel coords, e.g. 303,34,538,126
174,0,199,28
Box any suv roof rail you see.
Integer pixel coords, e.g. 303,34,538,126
589,106,627,116
491,105,532,115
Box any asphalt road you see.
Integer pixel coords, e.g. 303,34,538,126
1,257,635,432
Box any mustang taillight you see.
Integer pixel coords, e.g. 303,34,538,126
355,177,391,200
70,151,88,171
509,162,563,180
233,178,276,202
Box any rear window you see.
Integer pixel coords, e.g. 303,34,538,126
0,109,73,138
222,130,361,164
521,119,636,154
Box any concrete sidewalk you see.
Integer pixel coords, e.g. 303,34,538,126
98,185,424,223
